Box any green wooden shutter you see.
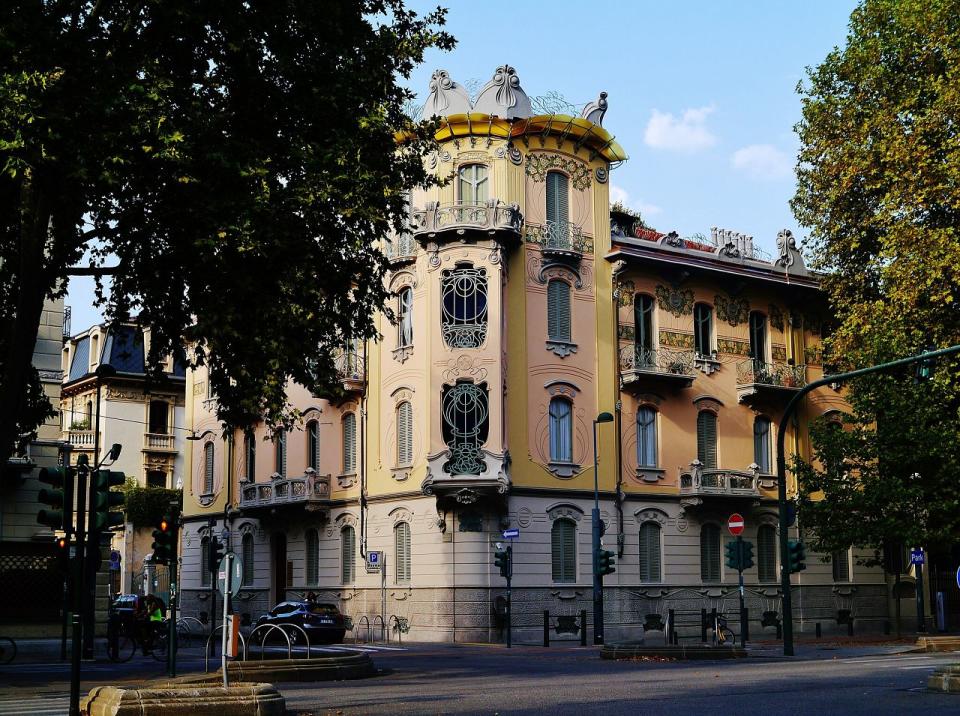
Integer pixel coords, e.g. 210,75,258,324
242,533,255,586
832,549,850,582
697,412,718,468
342,527,355,584
552,520,576,583
758,525,777,582
639,523,661,582
343,413,356,473
276,432,287,477
397,402,412,466
547,280,571,342
395,522,411,583
546,172,569,226
701,524,720,582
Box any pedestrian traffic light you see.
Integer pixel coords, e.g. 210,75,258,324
37,466,72,530
90,469,125,532
788,540,807,573
54,535,70,575
209,537,225,574
740,540,755,570
597,548,616,576
151,515,175,564
494,547,511,578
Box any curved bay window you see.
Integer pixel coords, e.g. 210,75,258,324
441,381,489,475
441,265,488,348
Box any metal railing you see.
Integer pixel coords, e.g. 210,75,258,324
679,461,760,497
239,470,330,509
525,220,588,255
619,346,696,377
736,359,806,389
411,200,522,236
386,232,417,261
336,351,365,384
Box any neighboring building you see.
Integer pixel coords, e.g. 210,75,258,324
180,65,903,641
0,297,67,634
60,323,186,593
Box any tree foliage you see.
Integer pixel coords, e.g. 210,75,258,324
0,1,453,464
792,0,960,554
121,480,181,529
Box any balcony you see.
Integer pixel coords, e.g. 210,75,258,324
619,346,696,391
525,220,589,262
679,461,761,512
336,350,366,394
143,432,176,452
385,232,417,265
63,430,96,450
239,470,331,514
410,200,522,242
736,359,806,405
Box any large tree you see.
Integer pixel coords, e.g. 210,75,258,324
792,0,960,554
0,1,452,464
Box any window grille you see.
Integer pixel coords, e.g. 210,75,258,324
341,526,356,584
637,407,658,467
548,397,573,463
547,280,571,342
342,413,357,474
700,524,721,582
697,412,718,469
441,382,489,475
758,525,777,582
395,522,411,584
305,529,319,586
441,266,488,348
639,522,662,583
203,443,214,494
754,417,771,473
397,401,413,467
551,519,576,583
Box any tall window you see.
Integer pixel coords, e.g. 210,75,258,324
551,519,576,583
307,420,320,471
458,164,488,203
203,442,214,494
694,303,713,356
832,548,850,582
637,407,658,467
547,280,572,342
548,397,573,464
441,265,488,348
396,401,413,467
274,431,287,477
395,522,411,584
200,536,211,587
148,400,169,434
398,287,413,348
757,525,777,583
749,311,767,364
242,533,254,586
697,411,718,469
85,400,93,426
342,413,357,474
244,431,256,481
639,522,662,583
341,526,356,584
634,294,654,360
754,417,772,473
305,529,319,586
146,470,166,488
441,382,489,475
546,171,569,226
700,524,721,582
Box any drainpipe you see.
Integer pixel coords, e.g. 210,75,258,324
612,271,625,558
359,341,368,559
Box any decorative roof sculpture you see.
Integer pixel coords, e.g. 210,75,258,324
774,229,808,276
422,69,472,118
472,65,532,119
580,92,608,126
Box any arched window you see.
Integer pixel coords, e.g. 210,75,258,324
441,382,489,475
458,164,489,204
694,303,713,356
639,522,662,583
398,287,414,348
754,417,772,473
700,524,721,582
202,442,214,494
394,522,411,584
749,311,767,364
396,401,413,467
307,420,320,472
200,536,211,587
441,265,488,348
305,529,319,586
342,413,357,474
244,431,256,481
547,280,572,342
341,526,356,584
274,431,287,477
637,407,658,468
757,524,777,583
832,548,850,582
634,294,654,361
697,411,718,469
242,533,254,586
548,397,573,464
546,171,569,228
551,518,576,583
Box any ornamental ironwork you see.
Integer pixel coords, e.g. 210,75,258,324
441,382,489,476
410,200,522,238
386,232,417,262
736,359,806,389
524,153,591,190
524,220,589,255
441,266,488,349
619,346,696,376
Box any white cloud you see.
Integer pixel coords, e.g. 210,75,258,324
731,144,793,180
610,185,662,217
610,184,630,205
644,105,717,153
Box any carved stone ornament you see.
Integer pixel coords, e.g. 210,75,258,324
775,229,808,275
655,285,694,317
525,153,591,190
392,346,413,364
715,294,749,326
663,230,684,248
546,340,578,358
422,69,472,118
634,508,668,526
473,65,533,119
580,91,608,126
508,146,523,165
547,504,583,522
594,167,608,184
769,304,785,332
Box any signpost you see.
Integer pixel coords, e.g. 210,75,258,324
727,514,745,537
912,548,926,633
217,553,241,687
365,551,386,639
502,528,519,540
728,514,747,648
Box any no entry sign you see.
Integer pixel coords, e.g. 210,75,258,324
728,513,745,536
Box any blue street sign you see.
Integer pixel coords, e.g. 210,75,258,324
911,548,924,565
369,551,380,564
502,528,519,539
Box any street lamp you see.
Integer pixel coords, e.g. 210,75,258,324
592,411,614,645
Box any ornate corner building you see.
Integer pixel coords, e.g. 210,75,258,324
179,66,900,642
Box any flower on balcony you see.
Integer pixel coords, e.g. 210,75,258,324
68,418,90,431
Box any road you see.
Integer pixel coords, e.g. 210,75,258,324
1,641,959,715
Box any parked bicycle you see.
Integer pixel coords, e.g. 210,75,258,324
711,613,736,646
0,636,16,665
106,618,177,663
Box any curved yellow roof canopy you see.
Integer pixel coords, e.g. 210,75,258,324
399,113,628,164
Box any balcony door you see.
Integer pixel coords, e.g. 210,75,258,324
149,400,169,434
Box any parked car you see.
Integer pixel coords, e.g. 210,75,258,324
255,601,347,644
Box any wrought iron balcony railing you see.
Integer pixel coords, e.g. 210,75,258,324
336,350,366,392
239,470,331,510
619,346,696,376
143,433,176,451
525,220,588,257
410,200,522,239
679,461,760,498
385,232,417,262
736,359,806,390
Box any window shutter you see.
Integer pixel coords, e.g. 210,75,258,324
832,549,850,582
639,523,661,582
306,530,319,586
201,538,210,587
701,524,720,582
242,534,255,586
308,422,320,471
697,412,718,469
395,522,411,583
397,402,413,466
547,280,571,342
203,443,214,493
546,172,569,225
343,414,356,473
342,527,355,584
551,519,576,583
758,525,777,582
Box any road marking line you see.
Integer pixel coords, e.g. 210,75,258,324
898,665,938,670
843,656,933,664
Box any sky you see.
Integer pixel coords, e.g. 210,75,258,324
65,0,859,333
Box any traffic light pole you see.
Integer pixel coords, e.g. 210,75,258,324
506,545,512,649
69,460,89,716
592,419,603,646
737,536,746,649
60,444,73,663
776,345,960,656
167,507,181,678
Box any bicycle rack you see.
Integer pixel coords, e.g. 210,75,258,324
203,627,248,673
372,615,385,643
388,615,407,645
357,615,371,643
279,623,311,659
248,624,292,661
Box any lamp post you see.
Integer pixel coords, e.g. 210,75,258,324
592,411,614,645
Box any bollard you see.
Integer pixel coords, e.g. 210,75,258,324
815,622,822,638
544,610,550,647
742,607,749,643
580,610,587,646
701,609,708,643
668,609,676,645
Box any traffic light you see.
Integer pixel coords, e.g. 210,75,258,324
725,540,739,570
740,540,755,570
915,351,935,382
494,547,511,578
209,537,225,574
788,540,807,573
151,515,175,564
597,548,616,576
54,535,70,575
37,466,72,531
90,470,125,532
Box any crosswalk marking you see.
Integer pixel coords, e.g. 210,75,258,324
0,696,69,716
843,655,932,665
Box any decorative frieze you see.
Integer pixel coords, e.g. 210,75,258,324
655,285,694,317
659,330,694,350
772,344,787,362
525,153,591,190
717,338,751,357
618,323,635,341
715,294,749,326
616,279,636,307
